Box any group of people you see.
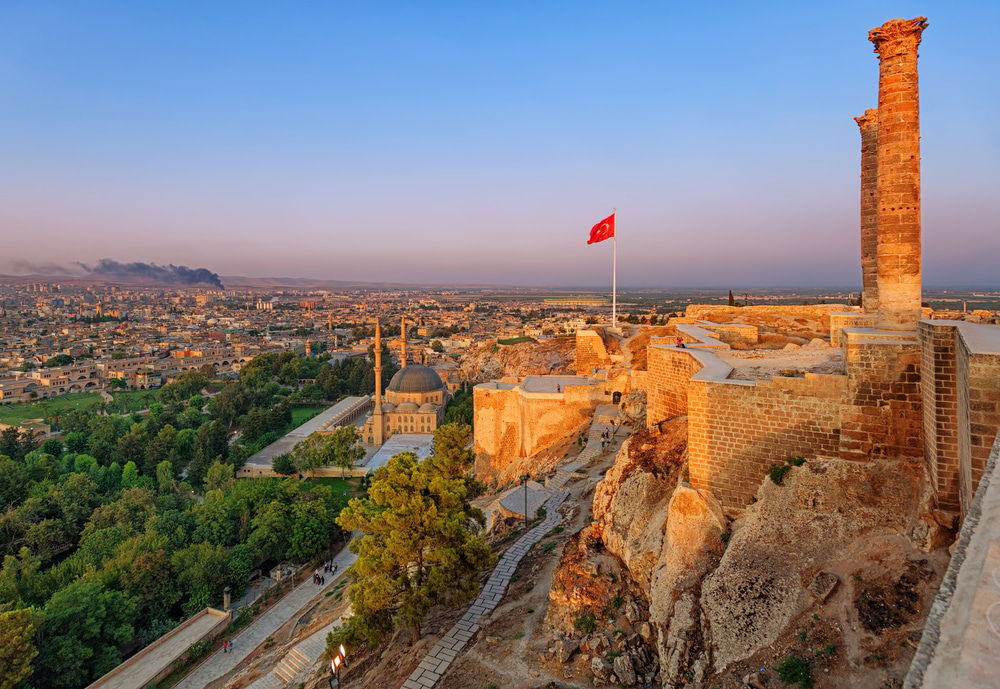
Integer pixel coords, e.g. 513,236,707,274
314,560,338,585
600,422,618,452
222,639,235,653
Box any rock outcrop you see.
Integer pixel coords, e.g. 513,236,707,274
572,415,952,689
458,337,575,383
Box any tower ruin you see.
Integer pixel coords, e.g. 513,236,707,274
869,17,928,329
855,109,879,313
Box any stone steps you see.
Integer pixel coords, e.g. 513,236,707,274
400,491,569,689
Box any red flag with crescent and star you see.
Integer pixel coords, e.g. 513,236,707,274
587,212,615,244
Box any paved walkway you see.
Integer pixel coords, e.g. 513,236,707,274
174,545,358,689
245,616,344,689
545,403,622,490
401,490,570,689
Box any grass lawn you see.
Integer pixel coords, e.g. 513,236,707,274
0,392,104,425
497,336,536,345
105,390,158,414
290,405,328,426
312,476,366,497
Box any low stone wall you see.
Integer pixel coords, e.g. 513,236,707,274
685,304,856,336
830,311,878,346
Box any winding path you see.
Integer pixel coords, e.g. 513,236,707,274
400,490,569,689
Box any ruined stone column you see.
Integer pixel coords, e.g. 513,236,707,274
869,17,928,329
854,109,879,313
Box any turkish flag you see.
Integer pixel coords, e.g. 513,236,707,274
587,212,615,244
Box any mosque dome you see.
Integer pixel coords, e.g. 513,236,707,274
396,401,419,412
418,403,437,413
387,365,445,394
381,402,396,413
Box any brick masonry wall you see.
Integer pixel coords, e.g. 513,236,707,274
687,374,847,511
575,330,611,375
919,322,961,510
645,345,701,424
957,340,1000,512
839,340,923,462
830,312,878,347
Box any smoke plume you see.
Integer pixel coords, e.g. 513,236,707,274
77,259,225,289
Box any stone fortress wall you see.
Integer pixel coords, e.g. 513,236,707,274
473,375,612,481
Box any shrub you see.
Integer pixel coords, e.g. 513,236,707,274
787,456,806,466
573,614,597,634
775,654,814,688
769,464,791,485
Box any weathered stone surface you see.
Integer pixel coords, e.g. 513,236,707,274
555,637,580,664
807,571,839,602
613,653,637,686
701,458,932,673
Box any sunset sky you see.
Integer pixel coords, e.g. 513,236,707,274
1,1,997,287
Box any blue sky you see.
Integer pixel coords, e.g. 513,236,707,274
1,1,997,287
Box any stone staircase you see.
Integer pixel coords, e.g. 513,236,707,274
246,617,340,689
545,403,622,490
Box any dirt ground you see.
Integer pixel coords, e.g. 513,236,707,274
720,345,845,380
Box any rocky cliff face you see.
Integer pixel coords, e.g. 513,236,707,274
458,337,575,383
553,416,953,688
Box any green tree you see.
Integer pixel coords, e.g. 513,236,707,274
292,427,363,478
36,580,136,688
0,608,40,689
189,421,228,486
87,415,126,465
337,452,493,641
272,453,297,476
65,431,88,454
42,353,73,368
247,500,291,562
205,460,235,492
145,424,177,475
155,460,175,493
431,340,444,353
121,461,141,489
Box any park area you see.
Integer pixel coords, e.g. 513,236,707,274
0,391,103,425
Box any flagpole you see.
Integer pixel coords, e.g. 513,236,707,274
612,208,617,329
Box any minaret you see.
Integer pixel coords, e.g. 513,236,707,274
400,315,407,368
372,319,385,445
869,17,928,329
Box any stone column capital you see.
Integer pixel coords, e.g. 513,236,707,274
854,109,878,129
868,17,928,58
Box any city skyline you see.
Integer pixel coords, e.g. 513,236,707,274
2,1,998,287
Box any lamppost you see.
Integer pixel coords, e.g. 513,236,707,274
328,644,347,688
519,474,530,526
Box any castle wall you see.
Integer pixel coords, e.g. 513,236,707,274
473,381,602,481
838,334,924,462
920,321,961,510
684,304,856,338
575,329,612,375
688,374,846,511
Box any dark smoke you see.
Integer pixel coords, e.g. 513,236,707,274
77,259,225,289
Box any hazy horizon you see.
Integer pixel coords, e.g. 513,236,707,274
2,1,998,288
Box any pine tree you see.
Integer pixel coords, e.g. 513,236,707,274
337,452,493,642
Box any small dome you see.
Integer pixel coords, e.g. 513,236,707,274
418,403,437,413
396,401,419,412
381,402,396,412
387,364,444,394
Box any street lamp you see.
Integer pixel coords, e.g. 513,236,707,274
329,644,348,688
519,474,530,526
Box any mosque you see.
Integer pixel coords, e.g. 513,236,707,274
362,316,450,445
